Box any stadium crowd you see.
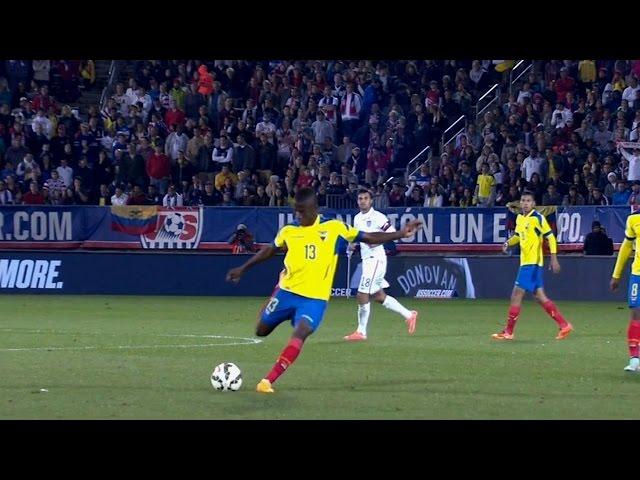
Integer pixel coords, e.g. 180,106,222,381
0,59,639,209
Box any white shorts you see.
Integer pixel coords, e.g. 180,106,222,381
358,258,389,295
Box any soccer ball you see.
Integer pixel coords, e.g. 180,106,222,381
164,212,185,235
210,362,243,392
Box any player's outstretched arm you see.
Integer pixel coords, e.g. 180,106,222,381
611,238,633,291
226,244,279,283
361,220,422,244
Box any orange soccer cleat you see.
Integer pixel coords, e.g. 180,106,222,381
491,331,514,340
406,311,418,335
256,379,274,393
343,331,367,341
555,323,574,340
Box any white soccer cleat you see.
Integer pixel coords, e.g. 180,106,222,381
624,357,640,372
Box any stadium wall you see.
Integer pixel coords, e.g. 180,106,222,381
0,251,625,302
0,205,631,253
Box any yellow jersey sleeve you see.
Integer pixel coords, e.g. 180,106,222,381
331,220,363,243
273,226,289,248
625,215,637,241
538,214,552,237
539,215,557,254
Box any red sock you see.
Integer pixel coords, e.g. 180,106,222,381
628,321,640,358
265,337,304,384
505,305,521,335
541,300,568,328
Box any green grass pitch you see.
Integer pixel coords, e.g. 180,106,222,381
0,295,637,419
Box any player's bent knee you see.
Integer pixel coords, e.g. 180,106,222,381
373,291,386,303
255,322,271,337
293,319,314,340
534,289,548,303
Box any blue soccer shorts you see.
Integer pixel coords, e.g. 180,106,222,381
628,274,640,308
514,265,544,293
260,288,328,332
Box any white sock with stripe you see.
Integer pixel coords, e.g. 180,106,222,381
357,303,370,335
382,295,412,320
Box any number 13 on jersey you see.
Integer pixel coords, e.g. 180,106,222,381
305,244,316,259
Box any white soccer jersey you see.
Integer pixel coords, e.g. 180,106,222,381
353,208,395,260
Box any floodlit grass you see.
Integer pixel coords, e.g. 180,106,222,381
0,295,635,419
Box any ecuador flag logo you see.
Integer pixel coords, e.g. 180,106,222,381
110,206,159,235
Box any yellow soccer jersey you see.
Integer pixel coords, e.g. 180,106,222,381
613,213,640,278
476,174,495,198
273,215,363,301
509,209,557,266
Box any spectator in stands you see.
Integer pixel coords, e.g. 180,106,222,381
123,144,147,189
0,161,15,182
542,183,563,205
474,162,495,207
340,82,362,137
16,153,40,182
72,178,90,205
197,65,214,97
256,132,277,176
162,184,183,207
164,124,189,163
251,185,269,206
125,185,146,205
80,61,96,90
23,181,45,205
618,143,640,182
95,184,111,206
220,191,236,206
143,184,160,205
613,181,631,205
551,102,573,130
200,181,220,206
563,185,586,206
583,221,614,256
629,181,640,206
146,145,171,195
0,180,13,205
111,185,128,206
5,136,29,166
32,60,50,86
405,180,423,206
212,135,234,170
214,164,237,191
587,187,610,205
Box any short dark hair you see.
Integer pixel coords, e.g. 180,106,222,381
521,190,535,199
358,188,372,198
295,186,317,204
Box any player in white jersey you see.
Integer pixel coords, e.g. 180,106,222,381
343,189,418,341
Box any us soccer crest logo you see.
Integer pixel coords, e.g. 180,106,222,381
140,207,204,249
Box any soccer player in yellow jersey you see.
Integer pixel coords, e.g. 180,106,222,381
610,211,640,371
492,190,574,341
226,187,422,393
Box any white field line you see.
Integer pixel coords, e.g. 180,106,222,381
0,331,262,352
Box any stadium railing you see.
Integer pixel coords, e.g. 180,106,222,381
440,115,467,154
509,60,534,97
326,194,357,209
99,61,123,113
474,83,500,124
405,145,432,181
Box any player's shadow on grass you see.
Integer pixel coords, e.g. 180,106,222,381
317,336,429,345
289,377,452,392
